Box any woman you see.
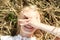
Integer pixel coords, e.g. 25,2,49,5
1,5,40,40
1,5,60,40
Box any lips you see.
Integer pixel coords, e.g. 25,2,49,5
23,25,35,32
24,25,33,29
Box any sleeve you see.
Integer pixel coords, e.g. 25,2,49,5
1,36,13,40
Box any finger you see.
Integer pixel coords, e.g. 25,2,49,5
20,22,29,25
28,18,40,29
18,19,29,22
18,19,30,25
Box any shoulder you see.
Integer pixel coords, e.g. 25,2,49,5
1,35,37,40
1,35,21,40
1,36,13,40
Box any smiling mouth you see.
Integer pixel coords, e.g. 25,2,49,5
23,25,34,32
24,25,33,29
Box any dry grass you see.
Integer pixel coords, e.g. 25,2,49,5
0,0,60,40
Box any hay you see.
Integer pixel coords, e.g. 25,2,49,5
0,0,60,40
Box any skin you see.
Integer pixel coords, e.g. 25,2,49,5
18,5,60,40
55,37,60,40
18,6,40,38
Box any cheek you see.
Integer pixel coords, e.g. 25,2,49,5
18,21,20,26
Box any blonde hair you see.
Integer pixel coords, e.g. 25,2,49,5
16,5,41,35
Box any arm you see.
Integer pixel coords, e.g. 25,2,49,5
40,23,60,38
31,22,60,38
19,18,60,38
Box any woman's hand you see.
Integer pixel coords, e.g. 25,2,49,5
18,16,41,29
27,18,40,29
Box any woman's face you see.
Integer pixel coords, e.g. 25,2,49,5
18,7,40,34
21,23,37,34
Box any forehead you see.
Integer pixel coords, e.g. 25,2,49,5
20,7,39,18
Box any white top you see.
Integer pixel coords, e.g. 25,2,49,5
1,35,36,40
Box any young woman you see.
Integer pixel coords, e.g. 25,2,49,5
1,5,60,40
1,5,40,40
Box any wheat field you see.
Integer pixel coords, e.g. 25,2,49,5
0,0,60,40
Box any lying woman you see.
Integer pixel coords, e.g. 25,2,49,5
1,5,60,40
